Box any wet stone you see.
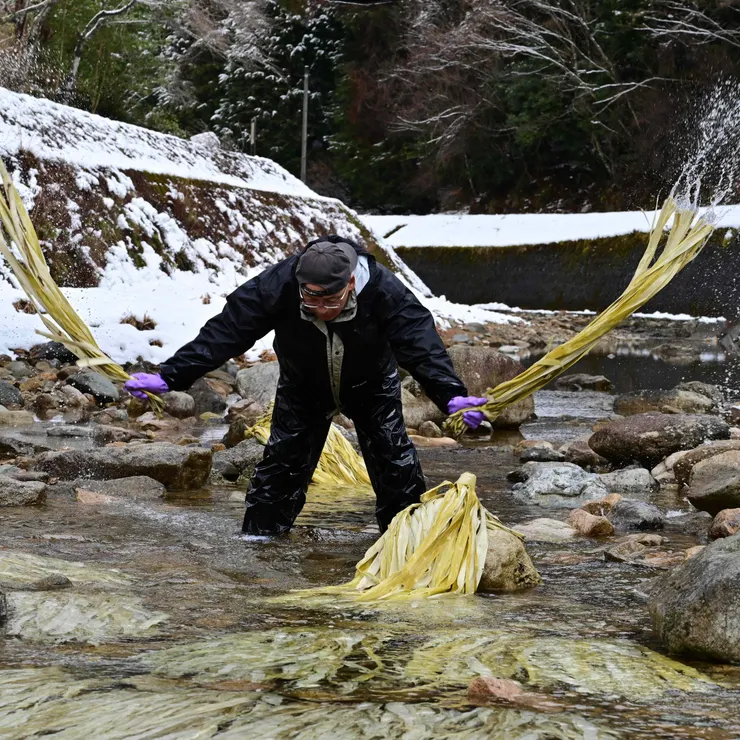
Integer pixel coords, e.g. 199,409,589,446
510,461,608,507
67,372,120,404
0,380,23,409
607,499,664,531
709,508,740,540
235,361,280,406
164,391,196,419
554,374,614,392
72,476,166,501
687,450,740,515
46,425,95,438
32,443,212,490
0,475,46,506
6,361,33,379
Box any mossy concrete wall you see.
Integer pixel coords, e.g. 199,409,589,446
396,229,740,318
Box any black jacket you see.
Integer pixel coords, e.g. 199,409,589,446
159,239,467,414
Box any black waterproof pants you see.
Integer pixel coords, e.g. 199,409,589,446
241,373,427,535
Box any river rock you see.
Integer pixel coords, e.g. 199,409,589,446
7,361,33,379
0,380,23,409
0,431,53,457
0,475,46,505
67,372,119,404
598,468,658,496
92,425,148,446
163,391,196,419
58,384,90,408
509,462,607,507
650,450,690,485
607,499,664,531
519,441,564,463
224,398,264,425
235,361,280,405
188,377,227,415
674,381,724,405
673,441,740,487
614,389,716,416
211,439,264,483
511,518,576,543
687,450,740,515
32,443,212,490
446,345,534,426
401,377,444,429
418,420,443,438
567,508,614,537
47,425,94,438
0,409,35,426
477,527,541,592
588,413,730,468
72,476,166,501
648,533,740,662
29,341,78,365
559,438,607,470
554,374,614,392
709,509,740,540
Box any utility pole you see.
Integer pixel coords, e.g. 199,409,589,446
300,66,309,183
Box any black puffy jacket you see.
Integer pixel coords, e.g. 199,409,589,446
159,239,467,414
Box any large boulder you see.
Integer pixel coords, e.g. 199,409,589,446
67,372,120,404
598,468,658,497
477,527,541,592
607,499,665,531
673,440,740,487
446,345,534,426
588,413,730,469
0,431,53,457
648,533,740,662
0,380,24,409
235,361,280,405
0,475,46,505
614,389,716,416
401,383,444,429
509,461,607,507
687,451,740,515
32,443,212,490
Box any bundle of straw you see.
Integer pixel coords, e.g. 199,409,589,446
307,472,524,600
246,405,372,487
446,197,715,437
0,161,163,412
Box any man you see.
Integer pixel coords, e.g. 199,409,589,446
124,236,487,535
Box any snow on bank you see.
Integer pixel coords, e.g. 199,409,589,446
364,207,740,248
0,88,319,199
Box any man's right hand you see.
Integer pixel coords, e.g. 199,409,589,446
123,373,169,400
447,395,488,430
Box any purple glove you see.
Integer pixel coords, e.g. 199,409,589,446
124,373,169,400
447,395,488,430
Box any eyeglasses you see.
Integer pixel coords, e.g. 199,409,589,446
300,285,349,309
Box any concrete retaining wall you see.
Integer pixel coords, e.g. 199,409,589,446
395,229,740,318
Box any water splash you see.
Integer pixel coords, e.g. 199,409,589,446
673,79,740,208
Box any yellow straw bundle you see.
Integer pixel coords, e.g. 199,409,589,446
246,405,372,486
446,197,715,436
0,160,162,412
300,472,523,601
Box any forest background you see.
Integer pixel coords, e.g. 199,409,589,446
2,0,740,215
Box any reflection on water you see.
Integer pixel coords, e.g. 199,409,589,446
525,348,740,398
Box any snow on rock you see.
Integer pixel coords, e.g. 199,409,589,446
0,88,514,362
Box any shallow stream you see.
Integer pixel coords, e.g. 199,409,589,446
2,352,740,738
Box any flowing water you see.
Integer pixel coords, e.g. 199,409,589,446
2,352,740,738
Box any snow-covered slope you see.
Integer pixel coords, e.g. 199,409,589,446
0,89,517,362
